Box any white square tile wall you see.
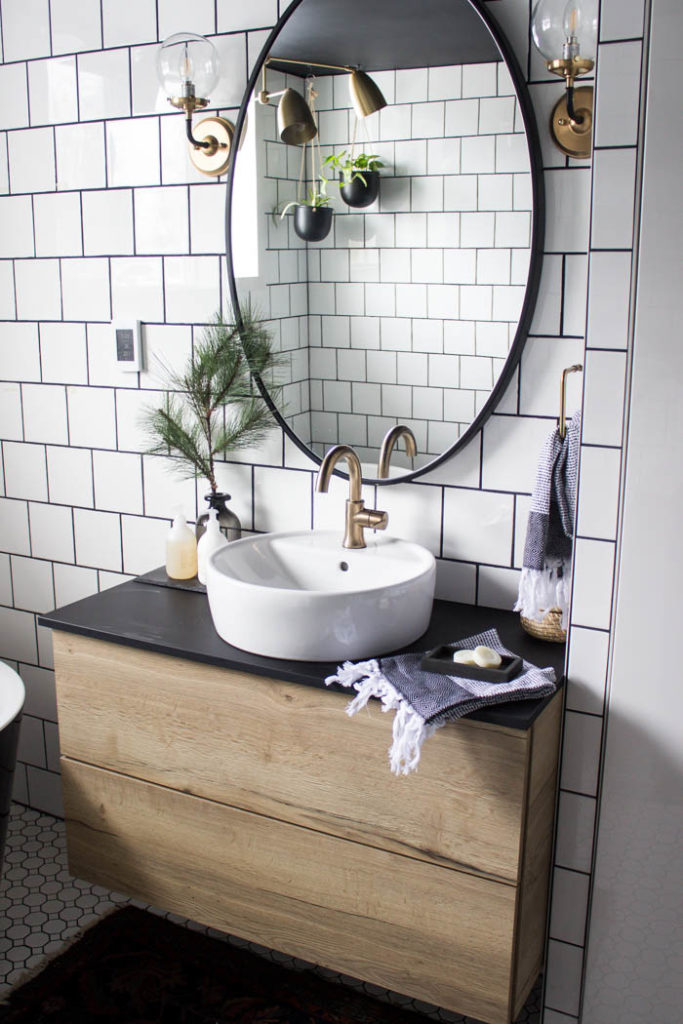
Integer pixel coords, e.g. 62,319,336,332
263,64,535,459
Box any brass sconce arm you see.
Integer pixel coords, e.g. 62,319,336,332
546,55,594,125
167,90,213,149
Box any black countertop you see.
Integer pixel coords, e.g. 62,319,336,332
39,578,565,731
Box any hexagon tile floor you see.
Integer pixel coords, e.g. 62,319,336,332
1,803,541,1023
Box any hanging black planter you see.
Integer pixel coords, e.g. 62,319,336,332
293,204,333,242
340,170,380,209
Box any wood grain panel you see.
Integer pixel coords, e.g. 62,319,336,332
54,633,528,883
511,690,563,1018
62,758,517,1024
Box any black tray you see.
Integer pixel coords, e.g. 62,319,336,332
135,566,206,594
421,644,523,682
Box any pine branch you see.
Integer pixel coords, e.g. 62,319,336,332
140,307,282,490
214,399,276,455
144,396,213,482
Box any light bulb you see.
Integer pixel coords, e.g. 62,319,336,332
564,3,580,39
180,45,193,85
531,0,597,63
157,32,220,101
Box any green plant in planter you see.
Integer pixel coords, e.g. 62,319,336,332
323,150,384,187
279,174,331,219
143,308,280,495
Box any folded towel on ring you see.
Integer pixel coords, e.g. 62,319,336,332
514,409,581,629
325,628,556,775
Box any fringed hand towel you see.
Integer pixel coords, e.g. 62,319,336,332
325,629,556,775
515,409,581,629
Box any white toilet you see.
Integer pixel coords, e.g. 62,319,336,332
0,661,25,876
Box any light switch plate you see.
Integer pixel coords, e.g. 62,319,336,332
114,320,143,372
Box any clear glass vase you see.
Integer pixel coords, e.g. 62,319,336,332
195,491,241,543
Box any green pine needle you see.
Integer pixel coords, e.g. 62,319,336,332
142,307,282,492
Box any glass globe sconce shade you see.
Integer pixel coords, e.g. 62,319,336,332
532,0,597,63
157,32,235,176
157,32,221,100
531,0,598,159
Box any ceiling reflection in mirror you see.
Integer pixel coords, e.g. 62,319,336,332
228,0,541,481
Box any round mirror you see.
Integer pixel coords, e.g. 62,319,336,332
226,0,544,483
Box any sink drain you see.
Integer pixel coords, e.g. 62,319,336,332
339,561,349,572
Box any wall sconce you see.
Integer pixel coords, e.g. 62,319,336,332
257,58,387,145
257,64,318,146
157,32,235,176
531,0,597,159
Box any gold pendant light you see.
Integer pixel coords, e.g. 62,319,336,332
276,88,318,145
349,69,387,118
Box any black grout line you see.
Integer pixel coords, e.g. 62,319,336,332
97,0,104,51
598,35,645,46
567,622,610,637
40,717,49,771
125,46,133,118
23,61,32,127
558,786,599,800
74,52,81,123
592,142,639,153
554,862,593,879
564,705,605,720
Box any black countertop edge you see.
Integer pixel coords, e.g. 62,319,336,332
39,579,566,732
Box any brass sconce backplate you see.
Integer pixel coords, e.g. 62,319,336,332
188,116,235,176
550,85,593,160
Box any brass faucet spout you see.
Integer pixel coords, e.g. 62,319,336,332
316,444,363,502
316,444,388,549
377,425,417,479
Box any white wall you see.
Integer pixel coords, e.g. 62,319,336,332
580,1,683,1020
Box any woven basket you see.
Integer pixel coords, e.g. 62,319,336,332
520,607,566,643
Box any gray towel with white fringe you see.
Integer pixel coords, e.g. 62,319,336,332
514,409,581,629
325,628,556,775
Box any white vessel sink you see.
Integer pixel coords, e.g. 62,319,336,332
206,530,436,662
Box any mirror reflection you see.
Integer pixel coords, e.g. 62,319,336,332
229,0,538,480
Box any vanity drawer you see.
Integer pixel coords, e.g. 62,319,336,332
61,757,518,1024
54,633,529,884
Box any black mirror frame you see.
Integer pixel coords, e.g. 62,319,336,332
225,0,545,486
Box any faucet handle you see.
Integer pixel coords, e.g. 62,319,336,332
354,507,388,531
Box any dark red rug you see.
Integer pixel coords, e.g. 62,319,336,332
0,906,430,1023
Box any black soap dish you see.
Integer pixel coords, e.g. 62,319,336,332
420,645,523,683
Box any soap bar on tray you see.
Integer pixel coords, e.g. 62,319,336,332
420,644,523,682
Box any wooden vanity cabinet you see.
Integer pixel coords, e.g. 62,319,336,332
53,631,561,1024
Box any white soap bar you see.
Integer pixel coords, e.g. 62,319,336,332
473,645,502,668
453,649,477,665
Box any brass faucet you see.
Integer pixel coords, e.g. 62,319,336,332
316,445,388,549
377,425,417,479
